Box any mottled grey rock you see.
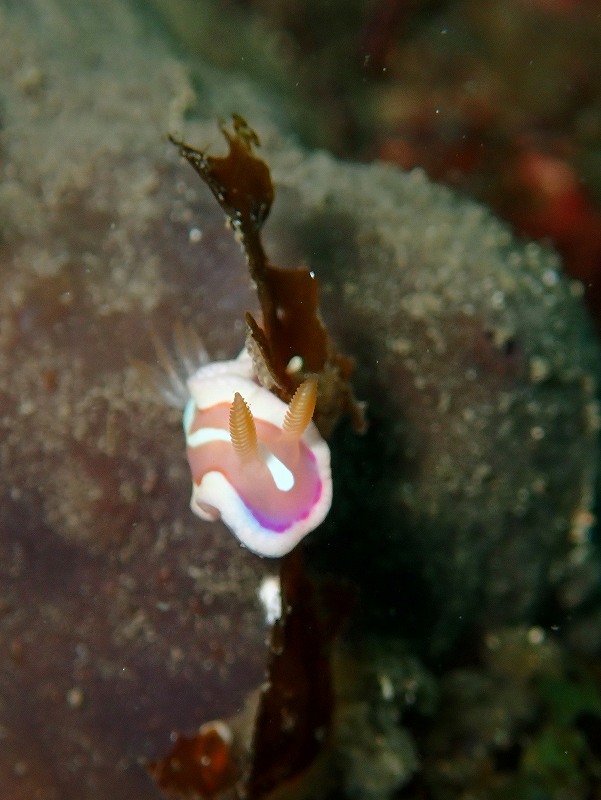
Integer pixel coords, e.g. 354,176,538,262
0,0,598,797
263,150,600,652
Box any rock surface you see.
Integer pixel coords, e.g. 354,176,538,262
0,0,598,798
264,154,600,650
0,2,277,799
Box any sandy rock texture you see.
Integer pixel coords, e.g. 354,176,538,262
264,155,600,651
0,2,280,799
0,0,599,798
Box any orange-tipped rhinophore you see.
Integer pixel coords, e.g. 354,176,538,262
282,377,318,440
229,392,258,461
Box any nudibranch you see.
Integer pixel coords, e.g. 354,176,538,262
182,350,332,558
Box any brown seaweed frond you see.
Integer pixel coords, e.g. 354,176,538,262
169,116,366,437
147,550,348,800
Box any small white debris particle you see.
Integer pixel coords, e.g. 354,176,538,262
66,687,84,709
529,356,550,384
527,626,545,645
491,290,505,309
379,673,394,701
258,575,282,625
285,355,304,375
542,268,558,287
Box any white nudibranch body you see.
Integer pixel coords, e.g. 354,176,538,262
183,350,332,558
